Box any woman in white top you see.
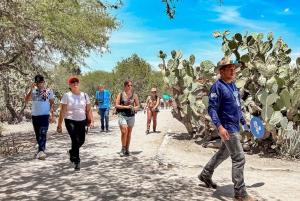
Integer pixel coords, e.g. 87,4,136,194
57,77,94,170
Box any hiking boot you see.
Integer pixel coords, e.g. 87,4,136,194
145,130,150,134
37,151,46,160
125,148,131,156
74,162,80,171
198,173,217,189
119,147,126,157
234,195,256,201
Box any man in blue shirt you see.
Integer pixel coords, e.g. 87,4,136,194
95,84,111,132
198,58,255,201
25,75,55,160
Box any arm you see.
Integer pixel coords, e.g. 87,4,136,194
25,83,35,103
133,94,139,111
208,84,229,140
115,93,130,109
154,96,160,109
86,103,94,129
49,98,55,122
144,96,149,110
57,103,67,133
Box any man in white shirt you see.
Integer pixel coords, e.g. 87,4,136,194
25,75,55,160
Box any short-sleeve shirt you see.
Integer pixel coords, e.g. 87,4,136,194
61,92,90,121
95,89,111,109
30,86,54,116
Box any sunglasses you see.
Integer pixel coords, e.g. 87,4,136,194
127,85,132,87
151,91,156,93
70,81,79,84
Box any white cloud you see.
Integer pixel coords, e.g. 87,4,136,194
290,52,300,57
284,8,289,12
210,6,283,30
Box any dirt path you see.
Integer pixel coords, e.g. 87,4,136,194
0,109,300,201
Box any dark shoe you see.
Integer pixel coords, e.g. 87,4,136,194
74,162,80,171
125,148,131,156
119,147,126,157
67,150,75,163
234,195,255,201
198,173,217,189
153,130,156,133
145,130,150,134
106,129,110,133
100,129,105,132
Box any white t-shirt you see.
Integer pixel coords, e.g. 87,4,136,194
61,92,91,121
29,86,54,116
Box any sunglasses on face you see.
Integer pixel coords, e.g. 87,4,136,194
70,81,79,84
127,85,132,87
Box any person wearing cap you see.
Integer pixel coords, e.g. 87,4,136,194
95,84,111,132
25,75,55,160
198,57,255,201
56,77,94,170
143,88,160,134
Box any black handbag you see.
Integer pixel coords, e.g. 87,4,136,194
84,93,91,127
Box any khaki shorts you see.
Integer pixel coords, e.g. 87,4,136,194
118,114,135,127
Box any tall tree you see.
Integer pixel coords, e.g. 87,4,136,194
0,0,121,122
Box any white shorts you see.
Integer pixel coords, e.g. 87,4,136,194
118,115,135,127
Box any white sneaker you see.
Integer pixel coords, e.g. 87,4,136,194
37,151,46,160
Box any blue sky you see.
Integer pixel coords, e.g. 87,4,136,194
84,0,300,72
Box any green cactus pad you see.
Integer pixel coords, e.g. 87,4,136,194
228,40,238,49
261,105,274,122
266,93,279,106
223,30,231,36
235,79,247,88
212,31,221,38
189,54,195,66
267,31,274,41
235,33,243,42
175,50,183,60
280,89,291,109
296,57,300,68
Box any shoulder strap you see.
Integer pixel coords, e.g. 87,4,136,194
119,92,123,105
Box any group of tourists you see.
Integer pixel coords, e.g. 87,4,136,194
25,56,255,201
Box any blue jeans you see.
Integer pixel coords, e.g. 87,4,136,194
201,132,247,197
32,115,49,152
99,108,109,130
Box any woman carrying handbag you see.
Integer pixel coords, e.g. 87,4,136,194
57,77,94,170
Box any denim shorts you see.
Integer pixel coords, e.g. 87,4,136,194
118,114,135,127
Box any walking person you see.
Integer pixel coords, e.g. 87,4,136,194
57,77,94,170
143,88,160,134
160,97,164,109
95,84,111,132
25,75,55,160
198,58,255,201
115,80,139,157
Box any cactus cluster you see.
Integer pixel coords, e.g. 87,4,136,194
157,50,216,136
158,29,300,157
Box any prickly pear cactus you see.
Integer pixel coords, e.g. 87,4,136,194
158,30,300,157
158,50,216,137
